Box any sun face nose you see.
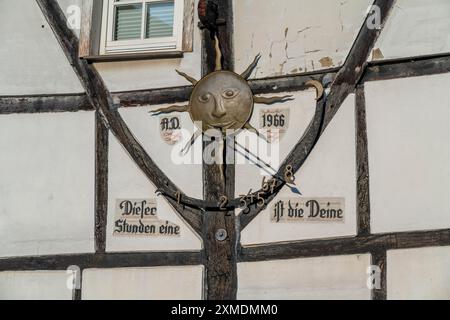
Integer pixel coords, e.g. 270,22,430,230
211,96,227,118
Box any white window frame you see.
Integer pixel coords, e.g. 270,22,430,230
99,0,184,55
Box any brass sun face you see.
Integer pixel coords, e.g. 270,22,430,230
189,71,254,133
149,46,323,154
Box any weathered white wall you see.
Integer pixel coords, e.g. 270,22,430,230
366,74,450,233
118,104,203,199
107,127,202,252
0,112,95,257
372,0,450,61
240,95,356,245
238,254,371,300
0,0,201,95
234,0,373,78
387,246,450,300
0,271,72,300
0,0,83,95
82,266,204,300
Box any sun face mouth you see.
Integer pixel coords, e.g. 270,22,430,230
207,121,237,130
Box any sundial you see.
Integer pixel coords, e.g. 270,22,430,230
150,33,325,210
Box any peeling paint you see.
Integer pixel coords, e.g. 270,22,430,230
319,57,334,68
372,48,384,60
234,0,375,78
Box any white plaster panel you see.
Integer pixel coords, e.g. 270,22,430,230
0,271,73,300
234,0,373,78
107,130,202,252
372,0,450,61
82,266,204,300
235,90,316,197
118,104,203,199
365,74,450,233
240,95,357,245
238,254,371,300
387,246,450,300
95,0,202,92
0,0,84,95
0,112,95,257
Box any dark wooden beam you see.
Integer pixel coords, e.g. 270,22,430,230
95,111,109,253
364,53,450,82
201,0,237,301
0,94,92,114
115,86,192,108
249,68,338,95
3,53,450,114
36,0,202,235
356,85,371,236
0,251,202,271
239,229,450,262
371,250,387,300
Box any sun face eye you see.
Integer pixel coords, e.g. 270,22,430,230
198,93,212,103
222,89,240,99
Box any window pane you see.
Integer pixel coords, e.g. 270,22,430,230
146,1,174,38
114,4,143,41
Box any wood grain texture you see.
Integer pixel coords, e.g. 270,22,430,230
115,86,192,107
371,250,387,300
182,0,195,52
201,0,237,300
239,229,450,262
0,94,92,114
95,111,109,253
79,0,95,57
364,53,450,82
356,85,371,236
0,252,202,271
248,69,338,95
36,0,202,234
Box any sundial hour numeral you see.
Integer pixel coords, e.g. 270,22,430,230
262,177,277,194
284,165,295,184
219,196,228,211
270,178,277,194
239,194,248,208
262,177,269,192
257,192,266,208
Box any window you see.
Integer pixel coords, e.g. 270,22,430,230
79,0,194,60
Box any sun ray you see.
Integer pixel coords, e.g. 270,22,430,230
253,95,293,105
306,80,325,100
240,54,261,79
244,123,269,143
181,130,202,155
175,70,198,85
214,35,222,71
149,105,190,115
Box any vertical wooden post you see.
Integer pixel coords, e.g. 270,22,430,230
356,85,371,236
95,111,109,253
201,0,237,300
371,250,387,300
